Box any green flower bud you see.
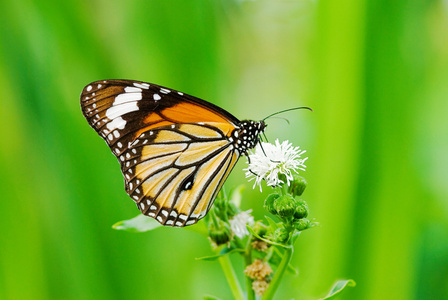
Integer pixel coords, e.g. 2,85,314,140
253,221,268,237
208,220,231,245
273,194,298,218
273,228,289,243
213,199,226,219
293,218,311,231
264,193,280,215
294,201,308,219
288,175,307,197
277,174,288,186
227,201,239,218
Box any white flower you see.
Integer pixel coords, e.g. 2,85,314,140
244,139,308,191
229,210,255,239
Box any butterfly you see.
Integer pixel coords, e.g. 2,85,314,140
80,79,266,227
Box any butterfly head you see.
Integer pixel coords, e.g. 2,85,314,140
232,120,266,155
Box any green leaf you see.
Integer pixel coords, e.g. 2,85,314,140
229,185,245,208
203,295,222,300
264,215,279,231
196,247,244,261
286,262,299,276
291,231,301,244
112,215,162,232
112,215,208,236
320,279,356,299
247,226,289,249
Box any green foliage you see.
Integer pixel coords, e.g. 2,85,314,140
273,194,298,219
208,218,231,245
288,175,307,197
264,193,280,215
112,215,162,232
320,280,356,300
0,0,445,299
196,247,244,262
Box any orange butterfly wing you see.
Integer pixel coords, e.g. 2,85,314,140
80,80,244,226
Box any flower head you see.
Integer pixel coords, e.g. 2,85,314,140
244,139,308,191
244,259,273,280
251,240,269,252
229,210,255,239
252,279,269,297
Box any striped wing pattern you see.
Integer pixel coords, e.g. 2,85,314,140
80,80,241,226
123,124,239,226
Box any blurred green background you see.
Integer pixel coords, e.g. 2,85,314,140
1,0,447,299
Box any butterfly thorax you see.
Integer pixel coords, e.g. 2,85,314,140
230,120,266,155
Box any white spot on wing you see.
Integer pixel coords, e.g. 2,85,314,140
86,85,92,91
124,86,142,93
107,117,126,131
134,82,150,89
106,103,139,119
114,92,142,104
153,94,161,101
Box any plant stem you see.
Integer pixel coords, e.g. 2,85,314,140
244,238,255,300
218,255,244,300
261,246,294,300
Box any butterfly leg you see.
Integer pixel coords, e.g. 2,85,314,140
246,154,261,177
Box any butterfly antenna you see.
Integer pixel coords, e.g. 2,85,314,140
269,116,290,125
262,106,312,121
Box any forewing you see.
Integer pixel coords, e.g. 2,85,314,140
80,79,239,154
